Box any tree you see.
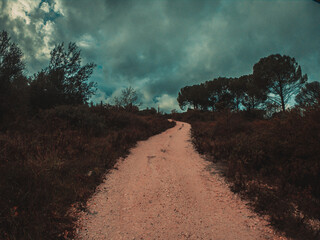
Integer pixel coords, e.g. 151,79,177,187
240,74,268,111
177,86,192,110
295,81,320,108
0,30,28,123
113,86,140,110
30,42,96,109
188,83,209,110
177,84,209,110
195,83,210,110
205,77,234,111
229,77,246,111
253,54,307,112
0,31,24,81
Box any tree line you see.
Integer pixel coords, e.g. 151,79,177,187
0,30,96,128
177,54,320,113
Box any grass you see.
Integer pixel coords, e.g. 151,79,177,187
172,108,320,240
0,105,175,240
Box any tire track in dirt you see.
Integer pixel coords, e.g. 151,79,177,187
76,121,285,240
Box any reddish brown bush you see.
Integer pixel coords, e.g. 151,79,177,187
0,105,174,240
187,109,320,240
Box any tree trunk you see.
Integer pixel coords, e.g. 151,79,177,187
278,76,286,112
279,84,285,112
280,96,285,112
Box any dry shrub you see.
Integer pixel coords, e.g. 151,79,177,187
0,105,174,240
189,109,320,240
171,109,214,123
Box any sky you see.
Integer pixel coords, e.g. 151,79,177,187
0,0,319,112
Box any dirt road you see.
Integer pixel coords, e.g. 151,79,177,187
76,121,284,240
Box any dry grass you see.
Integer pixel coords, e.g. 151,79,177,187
0,105,175,240
174,108,320,240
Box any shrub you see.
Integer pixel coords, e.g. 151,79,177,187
0,106,174,239
188,109,320,239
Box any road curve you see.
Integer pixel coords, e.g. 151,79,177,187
76,121,285,240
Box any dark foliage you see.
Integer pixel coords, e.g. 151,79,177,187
177,54,307,114
169,109,215,122
205,77,234,111
30,43,96,110
240,74,268,111
0,30,28,126
182,109,320,240
295,81,320,108
113,86,140,111
253,54,307,112
0,105,174,240
0,30,175,239
177,84,209,110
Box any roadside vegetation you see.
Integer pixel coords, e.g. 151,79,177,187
172,54,320,240
2,27,319,240
0,30,174,239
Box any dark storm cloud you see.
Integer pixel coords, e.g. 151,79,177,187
0,0,320,111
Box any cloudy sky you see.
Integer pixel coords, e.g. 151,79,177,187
1,0,319,112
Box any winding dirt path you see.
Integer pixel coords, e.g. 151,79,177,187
76,121,285,240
